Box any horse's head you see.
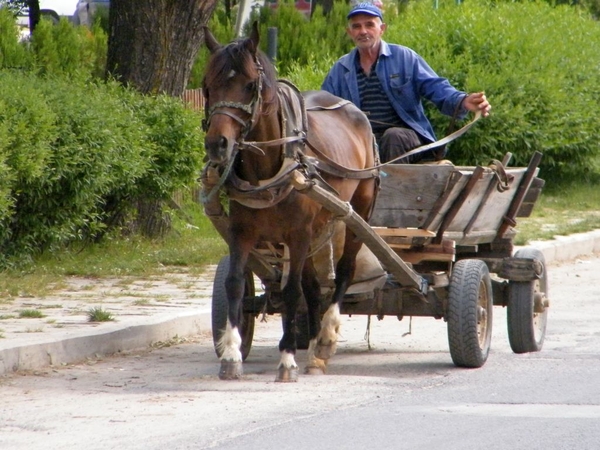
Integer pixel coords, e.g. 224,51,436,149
202,22,277,166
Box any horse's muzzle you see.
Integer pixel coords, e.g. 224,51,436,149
204,135,233,165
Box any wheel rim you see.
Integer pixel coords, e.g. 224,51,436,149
477,279,491,348
531,278,548,343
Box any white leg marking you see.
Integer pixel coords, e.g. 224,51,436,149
218,321,242,362
278,351,298,370
306,339,327,372
320,303,341,345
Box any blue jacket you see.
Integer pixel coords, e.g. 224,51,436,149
321,40,468,143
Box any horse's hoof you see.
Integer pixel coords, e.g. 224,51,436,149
275,366,299,383
304,365,325,376
219,361,243,380
314,342,337,360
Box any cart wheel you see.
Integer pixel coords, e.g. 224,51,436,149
447,259,493,368
507,247,548,353
212,255,255,361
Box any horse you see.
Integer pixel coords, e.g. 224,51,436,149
202,22,378,382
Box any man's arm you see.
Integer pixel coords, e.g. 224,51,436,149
462,92,491,117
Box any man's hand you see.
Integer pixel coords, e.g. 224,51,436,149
463,92,491,117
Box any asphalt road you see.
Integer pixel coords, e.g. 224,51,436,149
1,255,599,450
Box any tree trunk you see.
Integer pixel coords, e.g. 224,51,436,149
106,0,218,96
27,0,41,32
105,0,217,237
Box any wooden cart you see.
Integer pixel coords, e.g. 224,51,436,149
206,151,548,368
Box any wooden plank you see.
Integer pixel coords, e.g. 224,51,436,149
399,252,455,264
421,170,466,232
497,152,543,239
393,240,456,264
372,227,436,237
370,164,456,228
291,170,426,293
433,166,485,244
463,153,513,235
517,177,545,218
468,171,524,231
453,171,523,236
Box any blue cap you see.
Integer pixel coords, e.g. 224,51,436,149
347,2,383,20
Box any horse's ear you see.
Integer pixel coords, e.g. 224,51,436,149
245,21,260,55
203,26,221,54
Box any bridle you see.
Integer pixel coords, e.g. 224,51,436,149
201,50,265,142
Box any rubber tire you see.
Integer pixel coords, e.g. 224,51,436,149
507,247,548,353
447,259,493,368
212,255,255,361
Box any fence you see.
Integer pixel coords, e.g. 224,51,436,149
182,88,205,112
171,88,206,207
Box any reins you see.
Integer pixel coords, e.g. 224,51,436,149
236,109,483,175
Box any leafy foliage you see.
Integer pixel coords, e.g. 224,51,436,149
0,8,30,67
0,8,107,79
0,71,204,269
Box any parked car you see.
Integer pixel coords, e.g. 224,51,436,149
38,0,78,23
72,0,109,26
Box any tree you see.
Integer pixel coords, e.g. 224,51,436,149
106,0,218,97
105,0,218,236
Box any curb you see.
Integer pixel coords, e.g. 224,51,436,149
526,229,600,264
1,230,599,376
1,311,211,375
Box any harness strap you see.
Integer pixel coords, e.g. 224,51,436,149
306,99,352,111
208,109,249,128
208,101,253,118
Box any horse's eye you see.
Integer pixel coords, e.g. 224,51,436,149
245,81,256,93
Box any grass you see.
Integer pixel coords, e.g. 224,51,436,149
0,182,596,300
87,307,115,322
0,201,227,299
18,309,45,319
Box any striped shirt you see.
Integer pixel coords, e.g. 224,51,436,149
356,56,407,139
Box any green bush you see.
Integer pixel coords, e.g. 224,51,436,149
30,17,108,79
0,8,31,68
0,71,204,268
126,93,204,200
0,9,107,79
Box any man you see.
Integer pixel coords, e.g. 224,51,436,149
322,2,491,163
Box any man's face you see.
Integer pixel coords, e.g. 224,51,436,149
347,14,386,51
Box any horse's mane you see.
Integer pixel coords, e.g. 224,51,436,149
203,38,278,116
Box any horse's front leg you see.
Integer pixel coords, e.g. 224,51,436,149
218,240,253,380
302,258,329,375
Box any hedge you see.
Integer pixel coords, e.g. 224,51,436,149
0,70,203,268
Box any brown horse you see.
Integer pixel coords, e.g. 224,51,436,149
202,23,378,382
